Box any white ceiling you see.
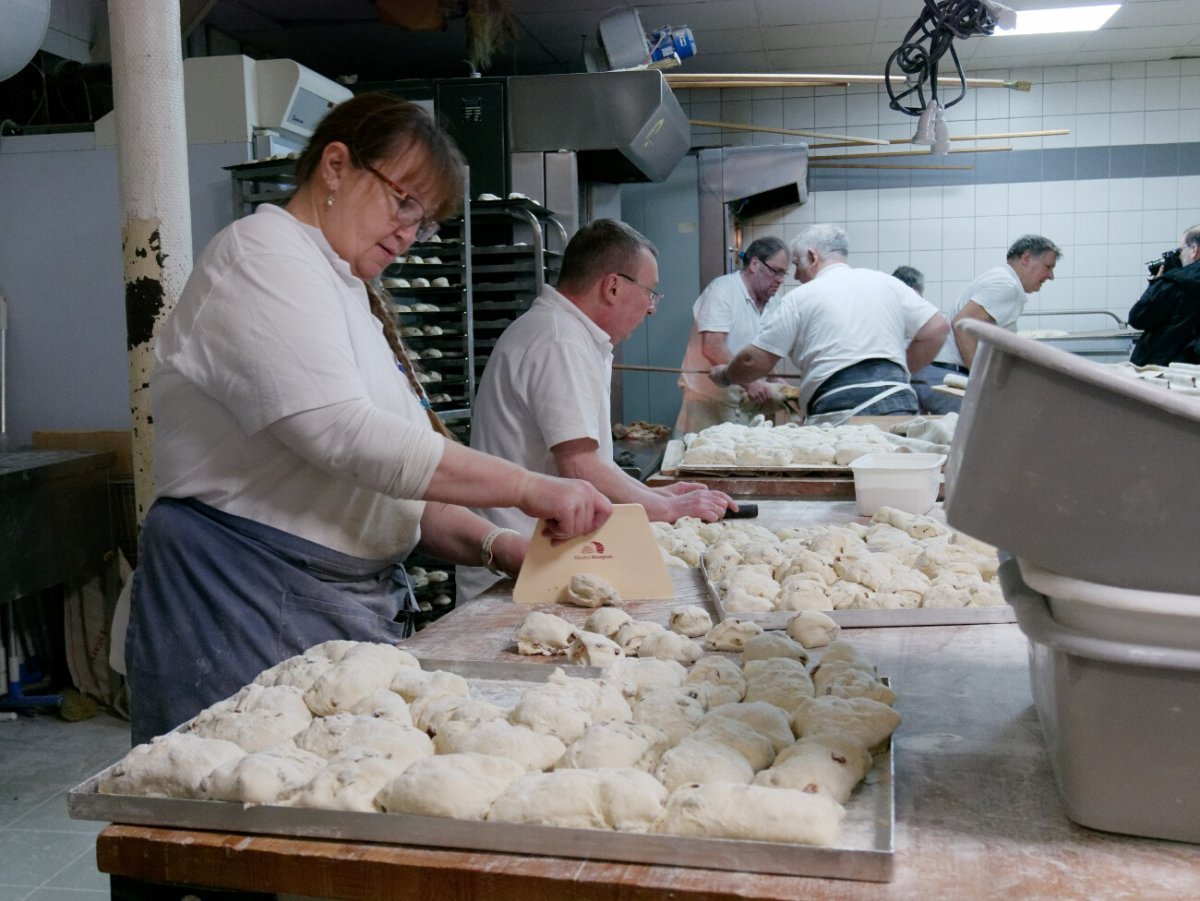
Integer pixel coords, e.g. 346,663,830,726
196,0,1200,84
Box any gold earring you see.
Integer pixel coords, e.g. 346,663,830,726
326,191,336,208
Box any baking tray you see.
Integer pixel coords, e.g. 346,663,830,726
700,560,1014,630
662,439,851,477
68,657,894,882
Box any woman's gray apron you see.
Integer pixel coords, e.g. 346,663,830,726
126,497,418,744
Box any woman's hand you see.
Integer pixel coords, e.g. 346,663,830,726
489,529,528,579
518,472,613,541
664,486,737,523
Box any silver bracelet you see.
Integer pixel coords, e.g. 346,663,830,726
481,527,520,577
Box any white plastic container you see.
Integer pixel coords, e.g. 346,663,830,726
848,452,945,516
944,320,1200,595
1000,556,1200,844
1019,558,1200,652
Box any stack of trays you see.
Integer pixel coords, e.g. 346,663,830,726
944,321,1200,843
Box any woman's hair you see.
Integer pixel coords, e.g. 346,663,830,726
738,236,787,268
294,92,466,221
556,219,657,293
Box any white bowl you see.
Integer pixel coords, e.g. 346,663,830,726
848,452,946,516
1018,557,1200,652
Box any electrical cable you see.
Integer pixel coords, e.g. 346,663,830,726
884,0,1001,117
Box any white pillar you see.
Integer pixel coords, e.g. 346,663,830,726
107,0,193,521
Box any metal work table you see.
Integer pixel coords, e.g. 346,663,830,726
91,500,1200,898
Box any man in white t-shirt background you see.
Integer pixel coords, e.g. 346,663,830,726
711,223,949,426
674,235,793,435
912,234,1061,414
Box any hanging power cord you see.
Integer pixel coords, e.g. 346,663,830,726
884,0,1008,117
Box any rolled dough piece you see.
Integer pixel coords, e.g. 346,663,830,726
514,610,576,656
567,629,626,666
658,782,845,846
389,667,470,703
348,689,413,725
684,655,746,695
374,752,526,820
637,629,704,664
99,732,245,799
742,657,815,712
655,739,755,791
740,632,810,666
669,605,713,638
293,713,434,763
555,720,670,772
409,692,506,736
198,744,327,805
689,715,776,771
602,656,688,699
698,701,794,754
507,684,594,744
303,643,421,716
563,572,624,608
548,668,633,722
753,731,872,803
613,620,666,655
487,768,667,832
631,689,704,745
702,618,763,651
583,607,633,638
283,749,412,812
812,660,897,705
434,719,566,772
785,610,840,648
791,695,902,749
189,683,313,753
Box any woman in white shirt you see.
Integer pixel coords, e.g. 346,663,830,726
126,93,610,743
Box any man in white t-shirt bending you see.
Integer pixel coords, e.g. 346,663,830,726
457,219,737,602
711,223,949,426
912,234,1061,414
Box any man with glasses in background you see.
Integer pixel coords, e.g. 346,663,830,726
457,219,736,603
675,235,796,434
712,223,949,426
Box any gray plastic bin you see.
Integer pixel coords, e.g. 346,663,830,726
944,320,1200,595
1000,556,1200,843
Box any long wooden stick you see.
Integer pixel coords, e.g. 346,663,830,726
614,364,706,374
809,129,1069,150
809,161,973,170
812,145,1011,162
689,118,889,146
667,72,1030,91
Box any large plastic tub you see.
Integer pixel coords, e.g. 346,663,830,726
944,320,1200,595
1019,557,1200,652
999,556,1200,843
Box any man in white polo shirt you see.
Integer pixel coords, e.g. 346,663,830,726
912,234,1061,413
457,219,736,602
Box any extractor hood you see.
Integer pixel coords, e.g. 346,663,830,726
508,70,690,184
697,144,810,286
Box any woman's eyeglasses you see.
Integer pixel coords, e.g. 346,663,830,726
363,164,440,242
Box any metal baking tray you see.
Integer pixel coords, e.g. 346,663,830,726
68,657,894,882
662,440,852,477
701,563,1014,628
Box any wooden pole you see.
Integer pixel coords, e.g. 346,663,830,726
808,129,1069,150
667,72,1029,91
811,145,1011,162
809,162,973,170
688,118,888,146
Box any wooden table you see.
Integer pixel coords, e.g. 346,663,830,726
93,501,1200,899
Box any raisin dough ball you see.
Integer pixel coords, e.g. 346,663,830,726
703,618,763,651
786,610,840,648
669,605,713,638
563,572,624,608
555,721,670,772
514,611,575,656
658,782,845,846
655,739,754,791
375,752,526,820
487,768,667,832
741,632,810,666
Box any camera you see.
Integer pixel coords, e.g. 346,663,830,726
1145,247,1182,275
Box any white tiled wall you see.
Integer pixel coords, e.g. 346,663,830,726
683,61,1200,333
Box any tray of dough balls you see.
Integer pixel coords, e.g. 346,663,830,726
665,421,952,476
69,635,897,882
652,504,1013,629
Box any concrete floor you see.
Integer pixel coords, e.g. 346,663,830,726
0,709,130,900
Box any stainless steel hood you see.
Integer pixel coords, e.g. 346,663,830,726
697,145,810,287
508,70,690,184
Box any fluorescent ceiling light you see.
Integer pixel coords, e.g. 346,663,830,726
994,4,1120,36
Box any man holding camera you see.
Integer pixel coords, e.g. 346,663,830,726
1128,225,1200,367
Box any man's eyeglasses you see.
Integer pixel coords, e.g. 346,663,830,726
363,164,440,242
758,258,788,278
617,272,665,310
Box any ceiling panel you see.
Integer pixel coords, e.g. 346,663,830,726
195,0,1200,82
